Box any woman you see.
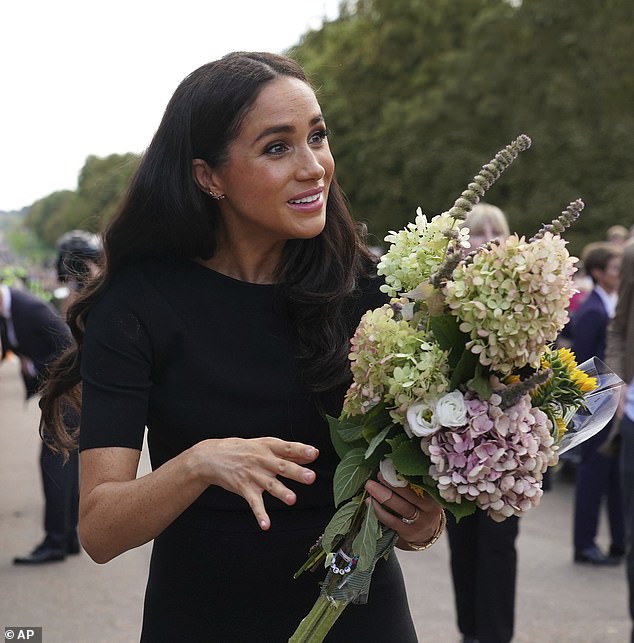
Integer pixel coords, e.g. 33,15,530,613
41,52,443,641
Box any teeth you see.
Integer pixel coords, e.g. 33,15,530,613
289,193,320,204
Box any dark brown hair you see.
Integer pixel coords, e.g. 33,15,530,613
40,51,375,454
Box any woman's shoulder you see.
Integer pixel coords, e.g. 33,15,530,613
89,258,189,319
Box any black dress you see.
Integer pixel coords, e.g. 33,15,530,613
79,258,418,642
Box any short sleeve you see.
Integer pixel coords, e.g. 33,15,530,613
79,272,153,451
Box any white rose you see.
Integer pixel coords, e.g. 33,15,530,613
435,390,468,427
379,458,408,488
406,399,440,437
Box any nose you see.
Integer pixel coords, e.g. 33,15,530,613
296,145,327,181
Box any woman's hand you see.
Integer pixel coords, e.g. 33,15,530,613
364,473,444,551
192,437,319,530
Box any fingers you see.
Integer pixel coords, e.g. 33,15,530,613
268,438,319,465
364,474,441,542
243,488,271,531
365,479,414,520
242,439,319,529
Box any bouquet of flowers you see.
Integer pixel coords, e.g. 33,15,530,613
289,134,623,642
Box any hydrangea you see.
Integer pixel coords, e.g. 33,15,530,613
444,232,577,374
377,209,469,298
343,303,451,425
424,392,558,521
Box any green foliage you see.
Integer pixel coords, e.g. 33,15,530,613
333,448,374,506
322,498,361,551
24,153,140,248
0,265,52,301
291,0,634,257
4,222,52,264
351,503,381,571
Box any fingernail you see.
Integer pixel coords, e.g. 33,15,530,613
305,447,317,458
303,470,315,482
370,484,392,504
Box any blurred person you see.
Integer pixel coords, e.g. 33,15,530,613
54,230,102,314
5,230,100,565
606,239,634,640
446,202,519,643
607,224,629,247
38,52,444,641
570,243,624,565
461,201,509,249
0,280,78,564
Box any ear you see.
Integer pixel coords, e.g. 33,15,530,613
192,159,223,196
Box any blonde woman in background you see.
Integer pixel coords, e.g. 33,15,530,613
446,202,519,643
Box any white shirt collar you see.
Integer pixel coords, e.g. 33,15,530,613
0,284,12,319
0,284,18,350
595,285,617,318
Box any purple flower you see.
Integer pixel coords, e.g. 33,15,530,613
424,392,557,521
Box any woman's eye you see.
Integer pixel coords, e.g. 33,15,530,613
309,128,330,144
265,142,289,155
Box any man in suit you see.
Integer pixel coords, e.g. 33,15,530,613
1,230,101,564
570,243,624,565
0,282,80,563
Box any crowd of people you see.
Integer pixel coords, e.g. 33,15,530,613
1,50,634,643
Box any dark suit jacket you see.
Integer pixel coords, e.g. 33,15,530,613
570,288,609,365
2,288,72,398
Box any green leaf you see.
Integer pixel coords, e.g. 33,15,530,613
450,348,479,390
352,503,381,571
467,363,494,400
390,438,430,476
363,404,392,431
327,415,365,460
430,314,467,367
337,418,365,443
430,313,461,349
333,448,373,506
447,499,478,522
386,432,410,452
321,498,361,552
364,424,394,460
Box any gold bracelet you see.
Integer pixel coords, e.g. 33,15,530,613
407,510,446,551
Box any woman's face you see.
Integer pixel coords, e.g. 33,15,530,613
202,76,335,247
466,221,505,250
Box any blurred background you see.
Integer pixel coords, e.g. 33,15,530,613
2,0,633,290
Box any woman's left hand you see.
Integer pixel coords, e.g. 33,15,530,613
364,473,444,551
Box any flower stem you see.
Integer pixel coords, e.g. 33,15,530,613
288,595,349,643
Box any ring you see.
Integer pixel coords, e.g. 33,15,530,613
401,508,420,525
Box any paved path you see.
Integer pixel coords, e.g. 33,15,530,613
0,357,630,642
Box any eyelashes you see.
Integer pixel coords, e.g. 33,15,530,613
264,128,330,156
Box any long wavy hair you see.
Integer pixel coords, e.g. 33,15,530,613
40,51,376,455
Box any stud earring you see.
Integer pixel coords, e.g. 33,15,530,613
208,191,225,200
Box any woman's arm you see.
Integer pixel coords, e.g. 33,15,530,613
80,437,319,563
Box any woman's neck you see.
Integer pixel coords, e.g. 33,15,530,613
196,248,282,284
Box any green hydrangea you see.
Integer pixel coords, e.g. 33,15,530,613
444,232,577,374
343,303,451,425
377,209,469,298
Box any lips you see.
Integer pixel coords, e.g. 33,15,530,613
288,188,323,205
288,193,320,205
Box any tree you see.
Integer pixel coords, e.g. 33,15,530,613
291,0,634,256
24,153,139,248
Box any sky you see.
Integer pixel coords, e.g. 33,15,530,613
0,0,342,212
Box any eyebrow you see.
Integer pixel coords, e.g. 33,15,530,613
253,114,325,144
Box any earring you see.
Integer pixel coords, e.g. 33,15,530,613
208,191,225,200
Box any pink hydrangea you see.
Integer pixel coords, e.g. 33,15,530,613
423,392,558,521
